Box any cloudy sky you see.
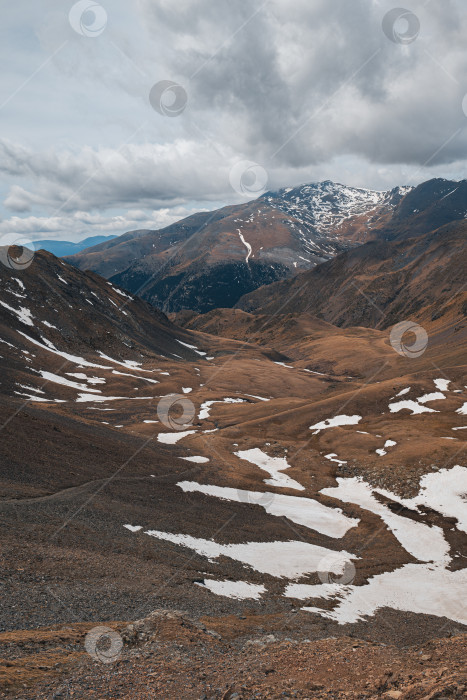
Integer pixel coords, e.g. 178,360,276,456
1,0,467,243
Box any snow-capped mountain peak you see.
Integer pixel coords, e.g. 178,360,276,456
262,180,412,240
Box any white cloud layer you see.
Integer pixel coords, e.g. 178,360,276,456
0,206,201,244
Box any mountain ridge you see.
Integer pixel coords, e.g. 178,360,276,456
65,179,426,313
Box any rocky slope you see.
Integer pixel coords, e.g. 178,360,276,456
33,235,117,257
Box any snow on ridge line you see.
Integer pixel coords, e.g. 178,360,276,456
267,181,405,239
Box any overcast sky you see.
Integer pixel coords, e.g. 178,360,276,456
1,0,467,243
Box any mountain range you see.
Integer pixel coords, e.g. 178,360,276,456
66,178,466,315
32,234,117,257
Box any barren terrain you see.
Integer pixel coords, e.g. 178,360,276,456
0,227,466,697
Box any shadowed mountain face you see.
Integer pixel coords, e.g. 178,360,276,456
65,181,414,313
386,178,467,240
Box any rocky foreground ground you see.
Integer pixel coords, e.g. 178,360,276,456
0,610,465,699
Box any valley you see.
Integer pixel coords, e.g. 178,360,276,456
0,179,466,698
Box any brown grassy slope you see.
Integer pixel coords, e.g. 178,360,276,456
235,220,467,330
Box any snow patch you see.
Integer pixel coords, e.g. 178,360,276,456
434,378,450,391
0,301,34,326
376,439,397,456
196,579,265,600
178,481,359,538
237,229,252,263
144,530,356,579
179,456,209,463
235,448,304,491
157,430,197,444
18,332,111,369
321,478,450,564
310,414,361,433
301,564,467,626
389,400,436,415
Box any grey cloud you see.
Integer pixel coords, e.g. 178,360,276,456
1,0,467,240
0,139,240,213
139,0,467,168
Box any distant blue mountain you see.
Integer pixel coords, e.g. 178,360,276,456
35,235,117,257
